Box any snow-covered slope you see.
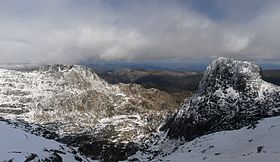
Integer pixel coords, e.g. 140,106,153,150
0,64,177,143
130,116,280,162
162,57,280,139
0,119,89,162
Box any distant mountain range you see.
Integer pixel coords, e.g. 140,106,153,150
85,61,209,72
84,60,280,72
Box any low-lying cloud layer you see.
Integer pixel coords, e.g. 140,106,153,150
0,0,280,63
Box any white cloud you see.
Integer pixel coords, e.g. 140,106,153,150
223,34,250,53
0,0,279,63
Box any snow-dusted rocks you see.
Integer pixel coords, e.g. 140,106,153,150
162,57,280,139
0,64,177,144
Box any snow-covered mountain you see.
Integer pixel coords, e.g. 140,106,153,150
0,64,179,161
162,57,280,139
0,64,177,143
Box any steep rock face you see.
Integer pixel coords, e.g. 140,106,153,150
162,57,280,139
0,64,178,143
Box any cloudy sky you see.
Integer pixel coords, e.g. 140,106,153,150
0,0,280,64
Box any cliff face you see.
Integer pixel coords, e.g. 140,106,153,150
162,57,280,139
0,64,178,143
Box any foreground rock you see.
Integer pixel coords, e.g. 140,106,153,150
59,134,139,161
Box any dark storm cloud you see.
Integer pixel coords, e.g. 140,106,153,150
0,0,280,63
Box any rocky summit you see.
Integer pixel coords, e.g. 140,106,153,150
161,57,280,140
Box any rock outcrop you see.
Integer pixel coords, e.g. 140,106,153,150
162,57,280,140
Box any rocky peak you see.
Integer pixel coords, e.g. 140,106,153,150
161,57,280,140
198,57,261,94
